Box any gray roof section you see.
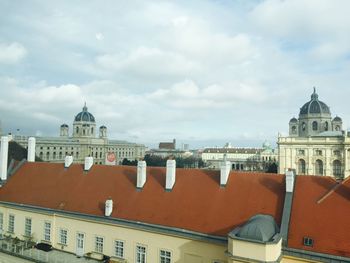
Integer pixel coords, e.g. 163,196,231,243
235,214,279,242
313,131,342,137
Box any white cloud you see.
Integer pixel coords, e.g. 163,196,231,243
0,42,27,64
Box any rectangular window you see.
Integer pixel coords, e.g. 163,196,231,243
8,214,15,233
160,249,171,263
136,245,146,263
114,240,124,258
0,213,3,230
44,222,51,242
303,237,314,247
95,236,104,253
59,228,68,245
25,218,32,236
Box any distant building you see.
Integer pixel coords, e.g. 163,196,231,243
13,104,145,165
159,139,176,150
202,142,278,170
278,88,349,178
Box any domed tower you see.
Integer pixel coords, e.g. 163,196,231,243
332,116,343,131
99,125,107,138
289,117,299,136
60,124,69,137
298,88,332,137
73,103,96,138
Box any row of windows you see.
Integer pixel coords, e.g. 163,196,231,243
298,159,342,176
0,213,172,262
298,149,342,157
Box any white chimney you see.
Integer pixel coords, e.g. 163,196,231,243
27,137,36,162
0,136,9,181
137,160,147,188
105,199,113,216
166,159,176,190
220,161,231,186
84,157,93,171
64,155,73,168
286,169,295,192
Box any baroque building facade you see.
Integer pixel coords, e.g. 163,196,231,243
14,104,145,165
278,88,349,178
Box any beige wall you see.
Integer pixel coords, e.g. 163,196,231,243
0,205,227,263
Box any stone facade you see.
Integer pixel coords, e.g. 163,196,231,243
278,88,348,178
14,104,145,165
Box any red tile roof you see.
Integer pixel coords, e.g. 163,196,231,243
288,175,350,257
0,162,285,237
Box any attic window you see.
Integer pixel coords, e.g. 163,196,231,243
303,237,314,247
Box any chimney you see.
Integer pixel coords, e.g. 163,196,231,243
220,160,231,186
137,160,147,189
64,155,73,168
286,169,295,192
0,136,9,181
105,199,113,217
166,159,176,190
27,137,36,162
84,157,93,171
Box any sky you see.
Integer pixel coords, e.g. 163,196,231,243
1,0,350,149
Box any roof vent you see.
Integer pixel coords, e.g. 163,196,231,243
64,156,73,168
137,160,147,189
220,161,231,186
0,136,9,181
166,159,176,190
105,199,113,217
27,137,36,162
285,169,295,192
84,157,93,171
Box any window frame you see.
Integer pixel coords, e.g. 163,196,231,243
59,228,68,245
160,249,172,263
95,236,104,254
24,217,32,237
44,221,51,242
8,214,15,234
114,239,125,259
136,244,147,263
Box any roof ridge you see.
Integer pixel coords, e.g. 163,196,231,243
316,177,350,204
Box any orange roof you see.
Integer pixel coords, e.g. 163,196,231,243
0,162,285,237
288,175,350,257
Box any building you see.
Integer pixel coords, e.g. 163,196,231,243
147,139,192,158
202,142,278,170
278,88,349,178
13,104,146,165
159,139,176,150
0,137,349,262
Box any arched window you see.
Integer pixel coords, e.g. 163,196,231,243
292,126,297,133
83,129,86,135
91,127,94,134
302,122,306,131
315,159,323,175
325,122,328,131
76,127,79,134
333,160,342,178
298,159,306,174
336,125,340,131
312,121,318,131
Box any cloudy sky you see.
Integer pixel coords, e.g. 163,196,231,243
1,0,350,148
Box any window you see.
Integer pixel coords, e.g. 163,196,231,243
315,159,323,176
325,122,329,131
298,159,306,175
59,229,68,245
25,218,32,236
136,245,146,263
76,127,79,134
95,236,104,253
312,121,318,131
160,249,171,263
334,150,340,156
298,149,305,155
8,214,15,233
44,222,51,242
292,125,297,134
333,160,342,178
0,213,3,230
114,240,124,258
302,122,306,131
303,237,314,247
315,150,322,156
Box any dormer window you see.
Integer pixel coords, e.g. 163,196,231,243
303,237,314,247
312,121,318,131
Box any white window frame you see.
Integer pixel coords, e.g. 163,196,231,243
24,217,32,237
0,212,3,231
114,239,124,258
59,228,68,245
160,249,172,263
8,214,15,233
95,236,104,253
136,244,147,263
44,221,51,242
